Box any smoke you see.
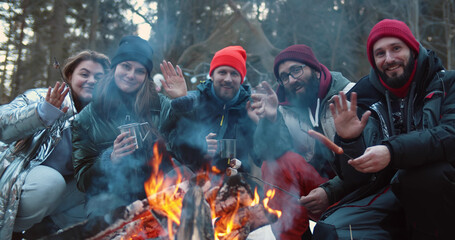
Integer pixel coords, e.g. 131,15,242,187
84,146,153,217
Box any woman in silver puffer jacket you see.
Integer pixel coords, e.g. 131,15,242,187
0,50,110,239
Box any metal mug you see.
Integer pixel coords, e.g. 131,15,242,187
118,122,151,149
219,139,237,165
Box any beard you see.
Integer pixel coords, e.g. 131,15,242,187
378,54,415,88
285,72,320,108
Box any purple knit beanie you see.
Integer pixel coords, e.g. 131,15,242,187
273,44,322,79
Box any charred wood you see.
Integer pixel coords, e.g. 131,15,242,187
175,186,214,240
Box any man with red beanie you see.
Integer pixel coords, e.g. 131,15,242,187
249,44,354,239
314,19,455,239
168,46,259,176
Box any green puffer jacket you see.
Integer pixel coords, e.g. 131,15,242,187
72,93,175,193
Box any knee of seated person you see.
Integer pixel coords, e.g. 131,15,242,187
15,167,66,231
21,166,67,209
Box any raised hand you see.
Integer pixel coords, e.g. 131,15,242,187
329,92,371,139
160,60,188,99
348,145,391,173
246,100,259,124
248,81,279,122
110,132,137,163
45,82,70,113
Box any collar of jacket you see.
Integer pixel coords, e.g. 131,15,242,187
197,80,251,109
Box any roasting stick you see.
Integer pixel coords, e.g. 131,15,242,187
242,131,354,200
242,173,300,200
306,130,355,159
350,224,353,240
53,57,76,117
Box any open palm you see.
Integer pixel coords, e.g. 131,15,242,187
160,60,188,99
329,92,370,139
248,81,279,122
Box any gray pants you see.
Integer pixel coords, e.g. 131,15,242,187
14,165,86,231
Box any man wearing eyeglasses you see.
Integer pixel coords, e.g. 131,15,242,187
249,44,353,240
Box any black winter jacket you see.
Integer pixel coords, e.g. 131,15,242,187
333,45,455,203
169,80,258,173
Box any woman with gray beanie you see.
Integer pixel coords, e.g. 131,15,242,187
71,35,187,217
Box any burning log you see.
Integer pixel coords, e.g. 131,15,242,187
214,204,278,240
215,175,254,216
40,199,163,240
175,185,214,240
213,175,279,240
42,180,190,240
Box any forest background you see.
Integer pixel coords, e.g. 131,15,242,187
0,0,454,104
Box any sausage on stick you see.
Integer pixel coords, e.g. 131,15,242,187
307,129,344,155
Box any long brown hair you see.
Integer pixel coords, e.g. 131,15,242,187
63,50,110,82
92,64,161,126
62,50,110,111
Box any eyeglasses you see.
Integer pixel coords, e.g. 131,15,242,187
278,64,306,85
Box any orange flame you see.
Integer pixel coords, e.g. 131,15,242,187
263,189,282,218
211,165,221,174
214,192,241,240
144,142,183,239
250,187,260,206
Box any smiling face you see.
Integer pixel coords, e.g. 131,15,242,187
211,66,242,102
69,60,105,105
114,61,147,93
278,60,320,105
373,37,414,88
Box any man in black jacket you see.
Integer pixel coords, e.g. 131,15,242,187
167,46,258,175
326,19,455,239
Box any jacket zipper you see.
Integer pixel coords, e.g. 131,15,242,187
220,104,226,127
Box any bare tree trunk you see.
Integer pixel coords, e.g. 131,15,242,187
88,0,100,50
443,0,453,69
330,7,345,70
0,4,16,104
10,0,28,100
47,0,66,86
162,0,169,54
409,0,420,40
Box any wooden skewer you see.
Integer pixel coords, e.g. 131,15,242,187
243,173,300,200
350,224,353,240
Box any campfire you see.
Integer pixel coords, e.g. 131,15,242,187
45,142,281,240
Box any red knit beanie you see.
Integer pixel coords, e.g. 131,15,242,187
273,44,322,79
209,46,247,83
367,19,420,67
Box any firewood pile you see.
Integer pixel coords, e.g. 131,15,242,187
40,198,167,240
42,174,278,240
